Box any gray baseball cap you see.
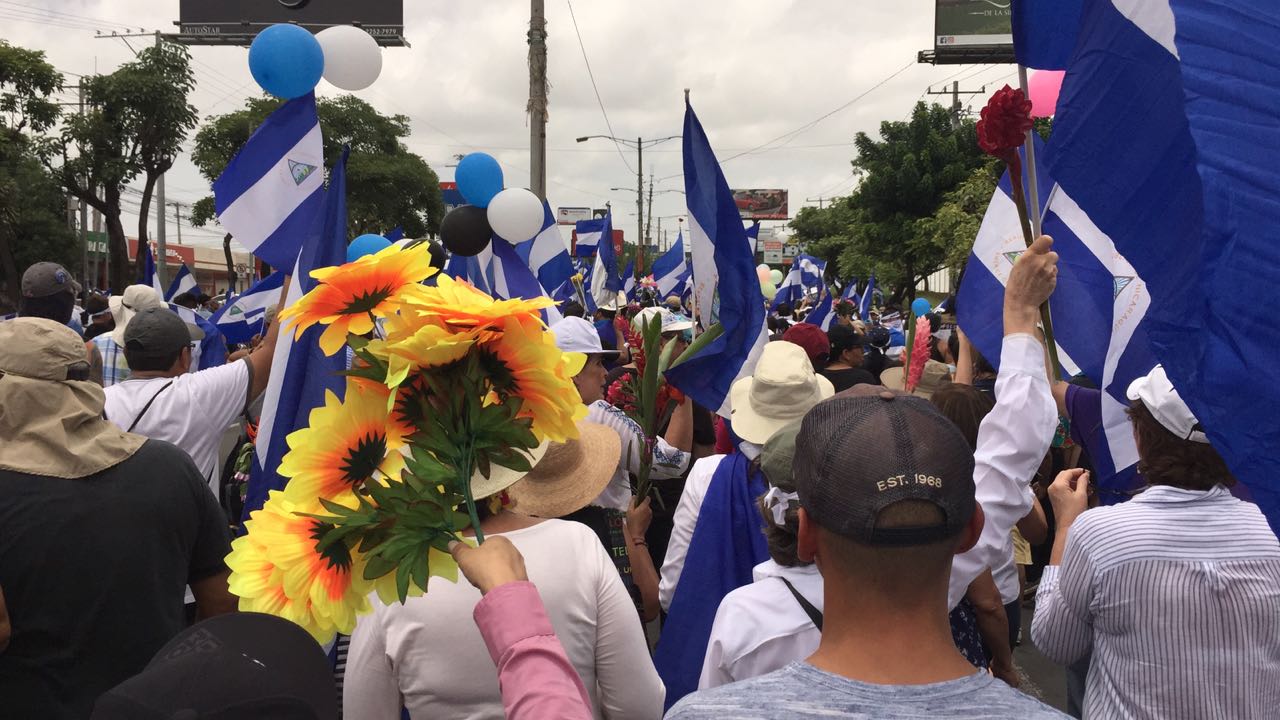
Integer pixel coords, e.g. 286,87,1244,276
22,262,81,299
122,308,198,361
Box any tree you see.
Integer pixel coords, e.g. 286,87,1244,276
42,41,197,292
190,95,444,285
791,102,989,303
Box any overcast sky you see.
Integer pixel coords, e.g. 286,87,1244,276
6,1,1020,251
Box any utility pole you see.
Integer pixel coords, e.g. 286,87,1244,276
528,0,548,200
926,80,986,129
78,82,89,294
806,196,827,209
643,172,655,272
153,31,168,288
635,136,643,274
172,202,183,245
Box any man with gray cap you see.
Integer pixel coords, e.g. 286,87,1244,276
668,237,1065,718
103,289,282,495
0,318,236,719
18,261,82,326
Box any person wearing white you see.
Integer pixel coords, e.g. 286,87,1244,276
551,316,691,512
659,340,834,612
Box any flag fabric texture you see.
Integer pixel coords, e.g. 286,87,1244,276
665,100,769,417
806,292,835,331
622,259,636,301
1012,0,1084,70
745,221,760,253
245,149,350,520
164,263,198,302
651,234,688,300
213,93,324,271
140,245,164,297
573,217,605,257
517,201,575,294
858,274,877,321
210,271,285,345
445,240,564,325
771,254,826,310
1042,0,1280,533
170,303,227,372
841,276,860,303
589,211,622,309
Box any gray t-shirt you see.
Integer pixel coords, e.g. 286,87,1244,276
666,662,1069,719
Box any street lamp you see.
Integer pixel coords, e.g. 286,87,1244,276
576,134,680,270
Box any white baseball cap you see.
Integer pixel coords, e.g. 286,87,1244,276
1126,365,1208,443
633,307,694,335
550,316,619,358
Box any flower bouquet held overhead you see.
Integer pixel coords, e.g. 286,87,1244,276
977,85,1062,380
225,242,586,643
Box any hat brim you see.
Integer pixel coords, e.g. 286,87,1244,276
470,440,551,500
880,366,936,399
111,306,205,347
730,373,835,445
505,423,622,518
663,321,694,332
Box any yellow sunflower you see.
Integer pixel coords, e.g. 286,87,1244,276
372,313,486,389
399,274,553,331
227,490,371,643
279,242,439,356
279,384,405,505
479,313,586,443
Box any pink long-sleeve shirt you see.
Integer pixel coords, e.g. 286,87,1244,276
474,581,593,720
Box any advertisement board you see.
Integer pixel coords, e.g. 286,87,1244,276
762,240,784,265
175,0,406,46
731,189,788,220
935,0,1012,48
557,207,593,226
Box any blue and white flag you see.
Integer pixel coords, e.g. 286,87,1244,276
841,276,860,303
652,233,688,299
214,93,324,271
517,201,575,293
140,245,164,297
573,217,606,257
164,263,197,302
1012,0,1083,70
622,259,636,301
446,239,564,325
589,211,622,309
210,271,285,345
665,100,769,418
169,303,226,372
771,254,826,310
246,149,350,520
957,135,1152,500
745,221,760,253
858,274,877,321
806,292,835,331
1042,0,1280,532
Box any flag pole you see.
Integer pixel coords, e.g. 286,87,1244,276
1017,66,1044,237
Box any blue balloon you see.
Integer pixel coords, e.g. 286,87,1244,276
249,24,325,100
347,233,392,263
911,298,933,318
455,153,504,208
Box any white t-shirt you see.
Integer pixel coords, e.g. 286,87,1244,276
103,359,251,495
700,561,824,690
585,400,690,512
343,519,664,720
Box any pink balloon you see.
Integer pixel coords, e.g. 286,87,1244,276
1027,70,1065,118
756,267,771,283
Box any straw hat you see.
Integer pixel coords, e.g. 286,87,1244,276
881,360,952,400
730,341,835,444
504,422,621,517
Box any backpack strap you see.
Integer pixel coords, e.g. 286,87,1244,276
779,576,823,631
127,380,175,433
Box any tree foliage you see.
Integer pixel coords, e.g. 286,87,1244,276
190,95,444,281
0,41,62,135
41,41,198,292
792,102,990,302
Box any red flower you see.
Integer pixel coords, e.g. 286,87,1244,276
977,85,1034,164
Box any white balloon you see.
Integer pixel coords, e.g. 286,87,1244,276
487,188,546,244
756,263,770,272
316,26,382,91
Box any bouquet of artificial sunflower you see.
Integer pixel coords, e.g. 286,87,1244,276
226,242,586,643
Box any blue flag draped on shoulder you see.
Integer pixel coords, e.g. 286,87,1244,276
1012,0,1083,70
245,149,350,519
210,271,285,345
164,263,197,302
1043,0,1280,534
652,233,688,299
214,93,324,271
665,99,769,417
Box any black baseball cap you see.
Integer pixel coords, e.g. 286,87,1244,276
91,613,338,720
793,385,976,546
827,324,866,354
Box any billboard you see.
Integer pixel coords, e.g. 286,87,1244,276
174,0,405,46
762,240,784,265
557,207,593,226
731,189,789,220
934,0,1012,51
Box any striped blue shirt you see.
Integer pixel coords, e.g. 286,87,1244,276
1032,484,1280,719
91,334,130,387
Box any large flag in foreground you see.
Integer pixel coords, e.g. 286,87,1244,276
245,150,349,519
210,271,285,344
214,93,324,271
1045,0,1280,533
1012,0,1083,70
665,99,768,418
958,136,1153,500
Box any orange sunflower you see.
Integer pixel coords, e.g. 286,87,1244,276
370,313,486,389
399,274,553,332
279,383,405,506
279,242,439,356
478,312,586,443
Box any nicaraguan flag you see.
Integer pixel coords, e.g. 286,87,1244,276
516,201,575,293
1012,0,1083,70
622,259,636,300
664,99,768,418
573,217,605,257
858,274,877,321
210,271,285,345
245,149,350,520
745,221,760,253
841,276,860,303
771,254,826,310
1042,0,1280,532
140,245,164,297
164,263,197,302
958,135,1153,500
213,93,324,271
652,233,688,299
589,210,621,308
806,292,835,331
446,239,564,325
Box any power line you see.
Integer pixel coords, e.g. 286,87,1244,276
564,0,635,175
0,0,132,31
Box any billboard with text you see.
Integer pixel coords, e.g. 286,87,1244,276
935,0,1012,48
175,0,405,46
731,189,788,220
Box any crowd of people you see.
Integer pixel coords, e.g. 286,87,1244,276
2,236,1278,719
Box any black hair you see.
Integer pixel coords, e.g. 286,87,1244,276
19,293,75,325
172,292,200,309
562,301,585,318
776,302,792,317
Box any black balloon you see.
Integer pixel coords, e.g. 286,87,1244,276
440,205,492,257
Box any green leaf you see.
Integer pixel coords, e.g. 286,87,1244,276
363,552,397,581
394,557,413,603
670,323,724,369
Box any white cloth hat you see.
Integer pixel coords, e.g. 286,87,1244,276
109,285,164,346
730,341,835,444
1127,365,1208,443
550,316,619,358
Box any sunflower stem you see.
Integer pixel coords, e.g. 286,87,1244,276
458,379,484,544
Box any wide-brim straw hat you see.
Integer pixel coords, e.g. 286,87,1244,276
730,340,835,445
504,422,621,517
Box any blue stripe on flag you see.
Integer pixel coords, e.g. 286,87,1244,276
213,94,321,205
1012,0,1084,70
